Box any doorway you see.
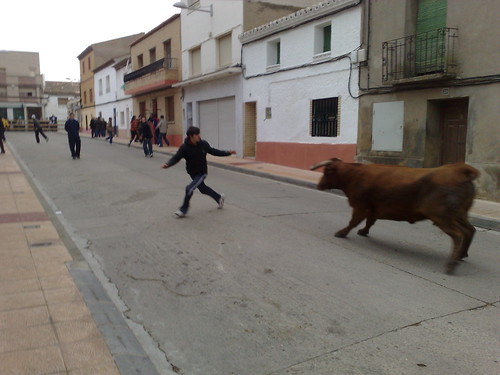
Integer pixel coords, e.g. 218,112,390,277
425,97,469,166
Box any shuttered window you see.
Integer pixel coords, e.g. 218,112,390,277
218,33,232,68
416,0,447,74
190,46,201,76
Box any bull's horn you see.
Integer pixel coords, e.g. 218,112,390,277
310,160,332,170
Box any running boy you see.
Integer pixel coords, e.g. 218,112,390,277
161,126,236,217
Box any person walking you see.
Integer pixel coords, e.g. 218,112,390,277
155,115,169,147
128,115,139,146
32,115,49,143
0,116,6,154
139,116,153,157
105,117,114,144
161,126,236,217
64,113,81,159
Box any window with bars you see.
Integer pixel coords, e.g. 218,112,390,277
311,97,339,137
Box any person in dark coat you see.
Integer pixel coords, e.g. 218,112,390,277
64,113,81,159
0,116,6,154
32,114,48,143
139,116,153,157
161,126,236,217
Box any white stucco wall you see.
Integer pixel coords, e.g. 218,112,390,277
242,6,362,144
179,0,243,79
94,63,133,131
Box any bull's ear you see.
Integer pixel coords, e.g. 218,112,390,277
310,160,332,170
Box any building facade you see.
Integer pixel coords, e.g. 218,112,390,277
357,0,500,201
78,34,144,131
241,0,362,168
43,81,80,125
0,51,44,122
124,14,183,145
175,0,318,154
94,56,133,135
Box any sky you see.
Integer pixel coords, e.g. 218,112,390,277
1,0,180,82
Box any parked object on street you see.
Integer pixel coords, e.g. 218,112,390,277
310,158,479,274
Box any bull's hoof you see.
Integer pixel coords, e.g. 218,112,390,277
335,231,348,238
445,261,458,275
357,229,369,237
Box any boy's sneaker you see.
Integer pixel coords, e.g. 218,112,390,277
217,194,225,209
175,210,186,218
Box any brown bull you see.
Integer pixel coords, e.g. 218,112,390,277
310,158,479,274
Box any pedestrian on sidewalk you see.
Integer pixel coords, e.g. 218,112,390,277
105,117,114,144
128,115,139,146
64,113,81,159
161,126,236,217
139,116,153,157
0,116,6,154
32,115,49,143
155,115,169,147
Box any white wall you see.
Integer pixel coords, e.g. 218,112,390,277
94,63,133,131
242,6,362,144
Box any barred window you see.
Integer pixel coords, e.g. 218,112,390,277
311,97,339,137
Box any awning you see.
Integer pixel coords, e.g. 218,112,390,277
0,102,23,108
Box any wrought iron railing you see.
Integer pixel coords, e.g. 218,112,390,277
124,58,177,82
382,28,458,82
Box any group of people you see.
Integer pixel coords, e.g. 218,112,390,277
89,116,115,140
2,111,236,219
128,114,170,158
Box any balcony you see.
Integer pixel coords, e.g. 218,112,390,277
124,58,179,95
382,28,458,85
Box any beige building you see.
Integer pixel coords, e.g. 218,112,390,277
124,14,183,145
78,34,144,131
0,51,44,122
357,0,500,201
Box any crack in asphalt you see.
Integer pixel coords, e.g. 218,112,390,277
265,303,496,375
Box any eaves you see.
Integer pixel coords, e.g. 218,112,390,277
240,0,361,45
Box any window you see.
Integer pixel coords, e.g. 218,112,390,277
165,96,175,121
84,91,87,105
98,79,103,95
315,23,331,55
58,98,69,105
105,75,110,93
87,57,91,71
82,61,85,74
149,47,156,63
218,33,232,68
311,97,339,137
89,88,93,103
137,54,144,68
164,40,172,68
267,39,280,67
190,46,201,76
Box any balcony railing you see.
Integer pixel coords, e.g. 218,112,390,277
382,28,458,83
124,58,177,82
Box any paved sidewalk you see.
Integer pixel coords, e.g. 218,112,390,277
0,146,120,375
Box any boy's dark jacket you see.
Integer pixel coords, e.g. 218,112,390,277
167,138,231,176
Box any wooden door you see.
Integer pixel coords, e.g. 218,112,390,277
441,98,468,164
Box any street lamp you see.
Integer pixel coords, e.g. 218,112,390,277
173,1,213,16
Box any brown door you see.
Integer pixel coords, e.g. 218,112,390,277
441,98,468,164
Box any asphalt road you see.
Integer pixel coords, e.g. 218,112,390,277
6,132,500,375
